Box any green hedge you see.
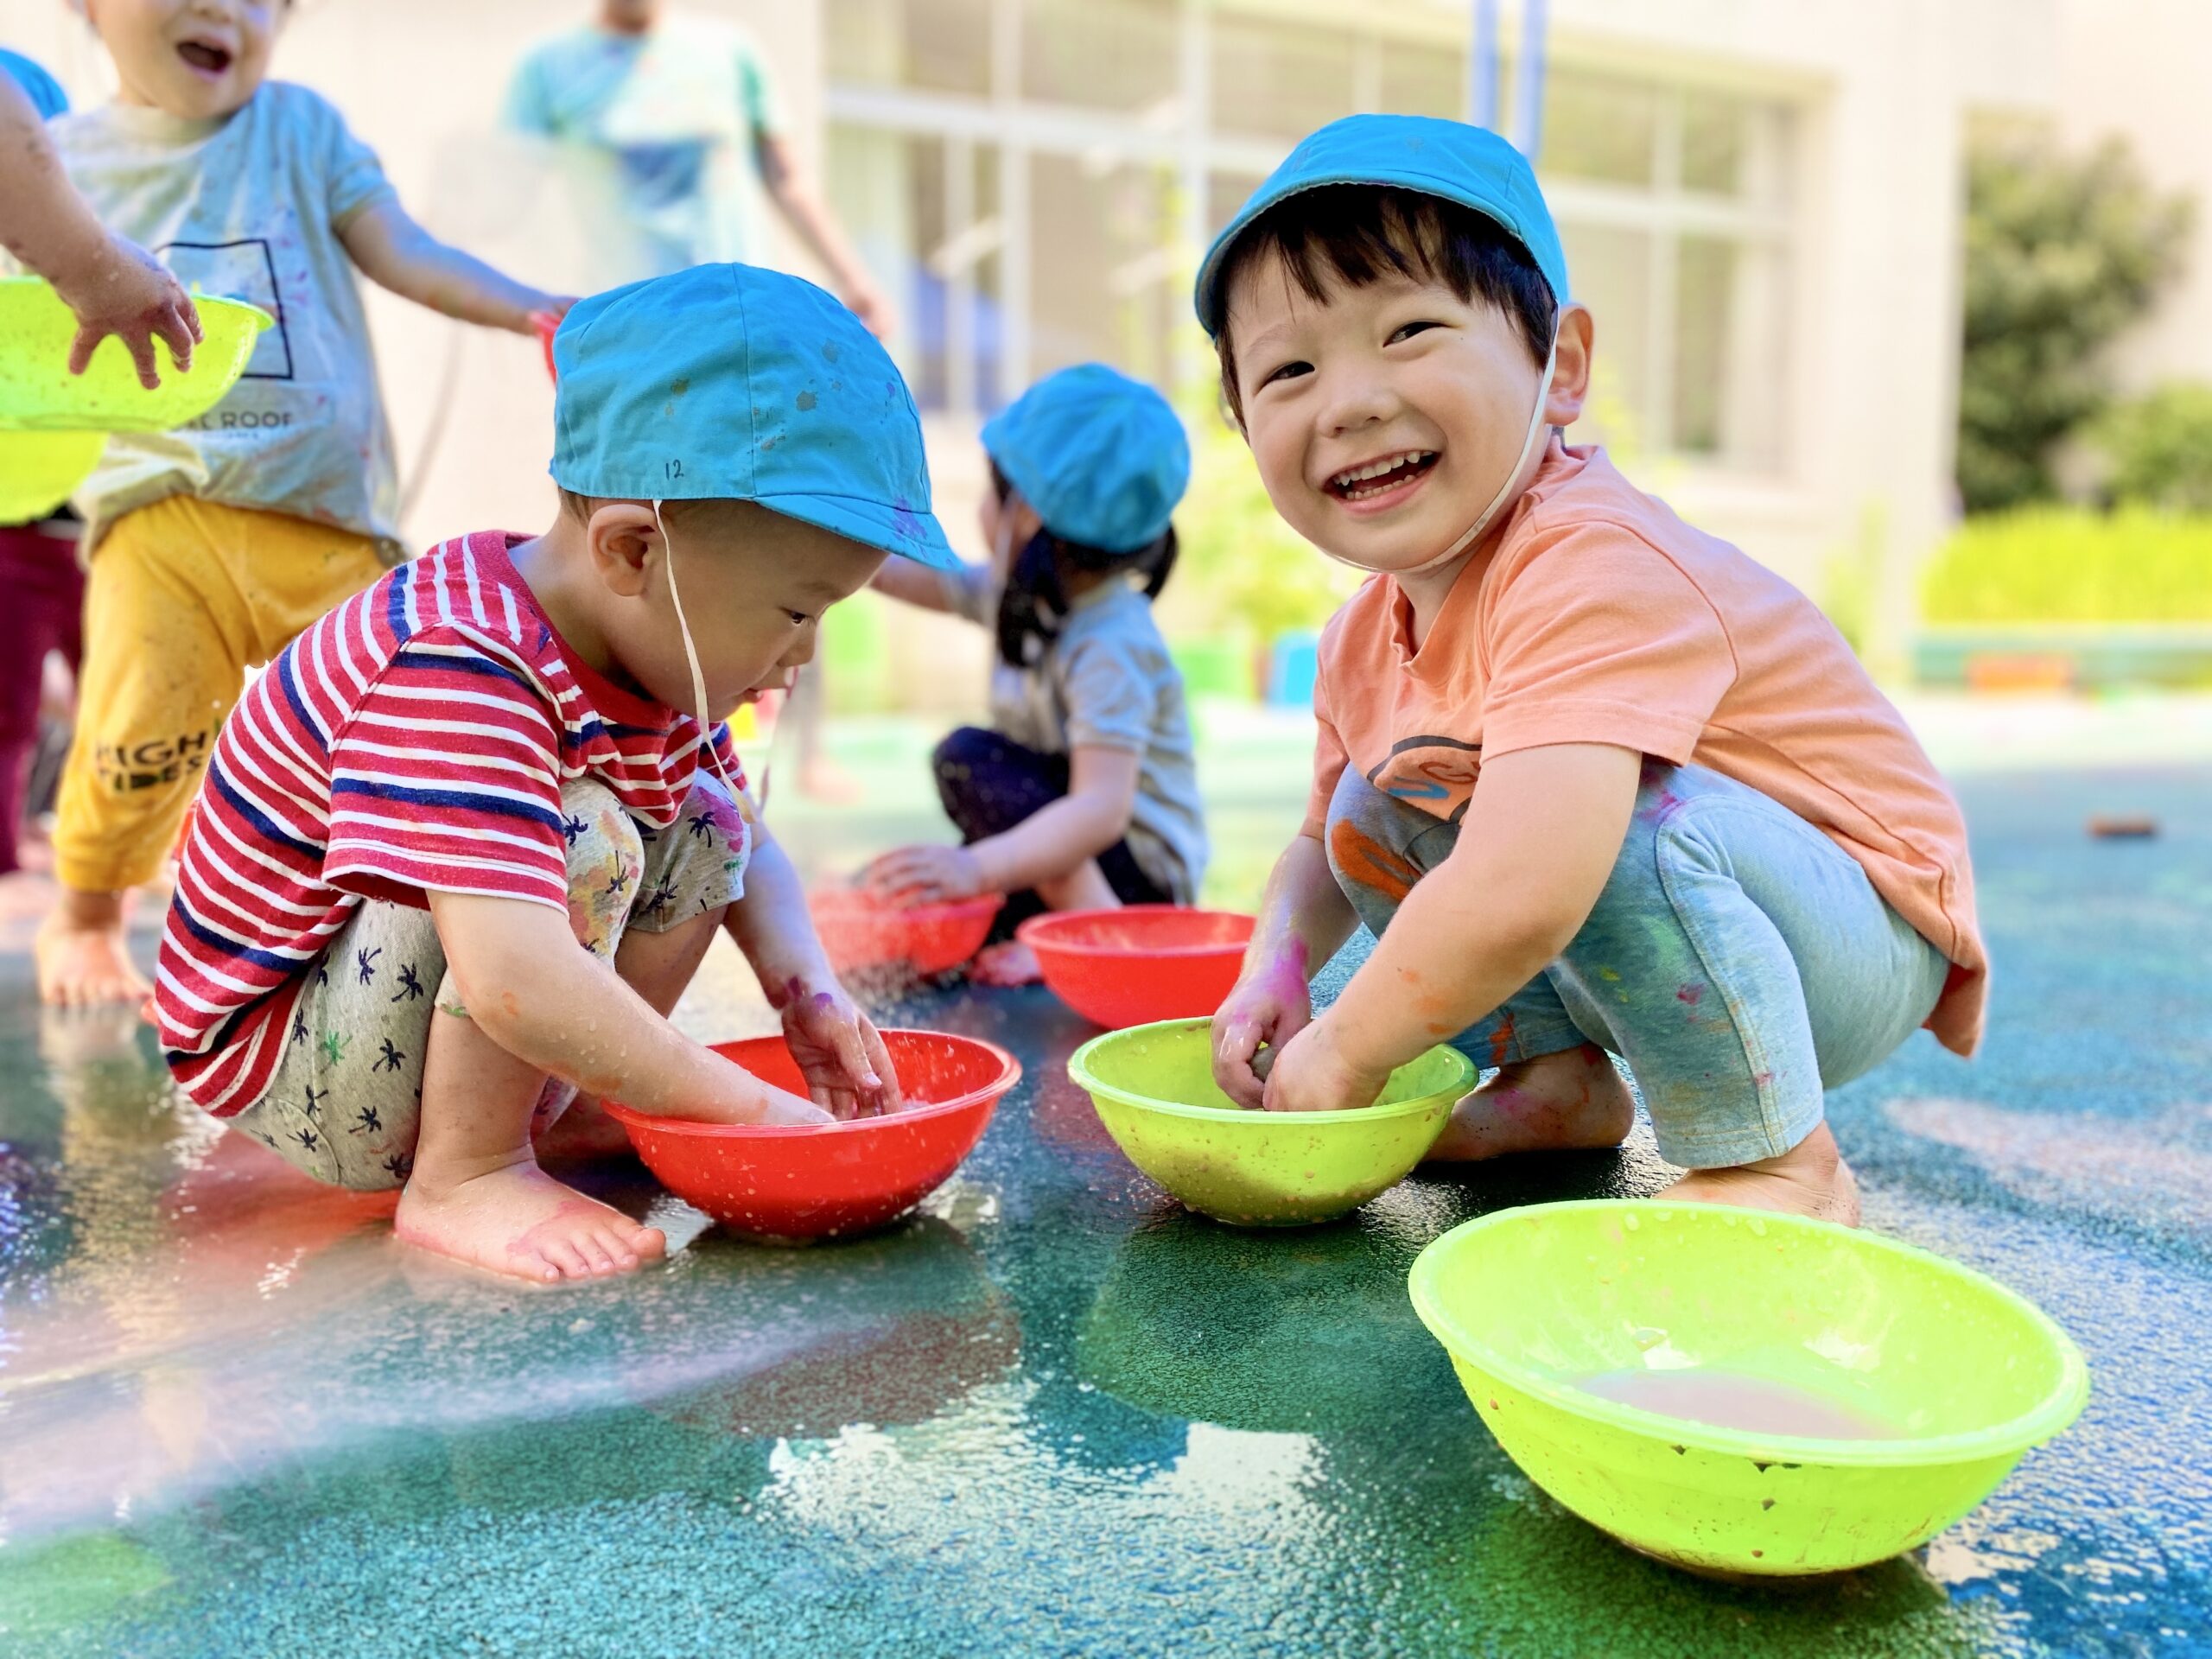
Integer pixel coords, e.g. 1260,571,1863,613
1922,506,2212,623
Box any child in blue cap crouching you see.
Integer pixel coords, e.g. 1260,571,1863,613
865,365,1207,986
153,265,965,1284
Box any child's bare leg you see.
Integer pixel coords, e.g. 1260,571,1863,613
394,997,666,1283
1427,1041,1635,1160
1661,1122,1859,1224
974,860,1115,987
537,907,723,1162
36,887,149,1007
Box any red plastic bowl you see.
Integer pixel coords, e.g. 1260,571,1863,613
810,887,1003,977
602,1030,1020,1240
1016,905,1255,1030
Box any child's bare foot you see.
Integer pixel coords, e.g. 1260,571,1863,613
394,1157,666,1283
1426,1043,1635,1161
36,910,151,1006
971,939,1042,988
1660,1122,1862,1226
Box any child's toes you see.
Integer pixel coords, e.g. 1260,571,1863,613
624,1222,668,1262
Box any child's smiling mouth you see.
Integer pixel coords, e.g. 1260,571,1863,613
175,39,236,78
1325,448,1439,507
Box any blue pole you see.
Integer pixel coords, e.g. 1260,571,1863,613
1510,0,1548,161
1469,0,1499,130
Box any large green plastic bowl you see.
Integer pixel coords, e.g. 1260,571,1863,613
1068,1017,1474,1226
0,278,271,432
1409,1200,2090,1577
0,429,105,522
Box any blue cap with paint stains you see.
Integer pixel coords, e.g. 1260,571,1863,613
1193,114,1570,339
550,264,959,570
980,364,1190,555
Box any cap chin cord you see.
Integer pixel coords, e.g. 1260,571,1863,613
1394,329,1560,581
652,499,744,802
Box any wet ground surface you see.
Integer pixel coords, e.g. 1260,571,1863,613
0,722,2205,1656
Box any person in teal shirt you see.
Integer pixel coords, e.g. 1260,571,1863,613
505,0,893,337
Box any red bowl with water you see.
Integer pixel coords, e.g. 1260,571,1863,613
602,1030,1020,1241
810,887,1003,977
1016,905,1255,1030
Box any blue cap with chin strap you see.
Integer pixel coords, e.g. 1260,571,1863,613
980,364,1190,554
550,262,959,571
1194,113,1571,339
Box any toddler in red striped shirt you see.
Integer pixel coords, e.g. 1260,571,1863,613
154,265,969,1283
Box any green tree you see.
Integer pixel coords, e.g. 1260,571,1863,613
1957,124,2191,513
2091,380,2212,512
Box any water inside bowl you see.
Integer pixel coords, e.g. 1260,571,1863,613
1571,1366,1907,1440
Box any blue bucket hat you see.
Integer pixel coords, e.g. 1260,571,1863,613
550,264,958,570
1194,114,1570,339
980,364,1190,554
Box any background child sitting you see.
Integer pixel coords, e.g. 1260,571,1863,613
32,0,572,1007
154,264,965,1284
864,365,1206,986
1199,117,1986,1224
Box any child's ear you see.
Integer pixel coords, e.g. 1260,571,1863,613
1543,302,1597,429
584,503,660,599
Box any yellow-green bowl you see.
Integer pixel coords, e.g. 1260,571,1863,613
0,429,105,522
1408,1200,2090,1577
0,277,271,433
1068,1017,1474,1226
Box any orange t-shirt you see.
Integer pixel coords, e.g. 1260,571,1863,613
1307,440,1986,1055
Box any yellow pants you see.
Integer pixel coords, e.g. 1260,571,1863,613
54,496,387,894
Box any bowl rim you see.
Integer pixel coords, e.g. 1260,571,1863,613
1069,1017,1475,1126
0,274,276,334
1408,1198,2092,1468
1015,904,1257,959
808,887,1006,926
601,1027,1021,1140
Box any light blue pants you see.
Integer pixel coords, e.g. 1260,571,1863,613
1324,760,1951,1168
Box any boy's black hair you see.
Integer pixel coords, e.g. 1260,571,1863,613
1209,185,1558,423
990,461,1179,671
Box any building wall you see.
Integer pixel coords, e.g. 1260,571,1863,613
2051,0,2212,397
3,0,2060,697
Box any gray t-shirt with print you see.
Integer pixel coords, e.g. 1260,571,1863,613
947,564,1208,904
46,84,403,559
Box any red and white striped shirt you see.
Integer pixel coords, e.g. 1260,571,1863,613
156,531,747,1116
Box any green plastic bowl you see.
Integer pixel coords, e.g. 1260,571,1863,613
0,278,271,432
0,429,105,522
1409,1200,2090,1577
1068,1017,1474,1226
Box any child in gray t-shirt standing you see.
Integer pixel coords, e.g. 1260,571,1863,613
866,365,1207,986
29,0,572,1008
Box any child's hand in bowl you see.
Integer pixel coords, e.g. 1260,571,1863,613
776,976,905,1120
1257,1018,1389,1116
1211,944,1315,1109
861,844,987,907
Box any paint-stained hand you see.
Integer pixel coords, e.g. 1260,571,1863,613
1210,941,1313,1109
861,843,988,907
1258,1016,1389,1116
57,235,200,389
780,979,904,1120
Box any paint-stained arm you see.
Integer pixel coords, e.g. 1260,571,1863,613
338,195,572,335
723,823,904,1120
1210,831,1361,1109
0,74,199,387
1258,742,1640,1113
430,888,831,1126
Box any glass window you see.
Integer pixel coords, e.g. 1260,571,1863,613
1022,0,1179,113
825,0,991,96
1541,68,1660,188
1674,234,1788,471
1558,222,1654,457
1207,170,1267,240
1211,16,1357,139
1376,39,1465,120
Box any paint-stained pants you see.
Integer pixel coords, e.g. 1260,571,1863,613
228,775,751,1191
1325,760,1951,1169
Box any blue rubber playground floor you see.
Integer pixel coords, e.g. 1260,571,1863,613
0,698,2206,1657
